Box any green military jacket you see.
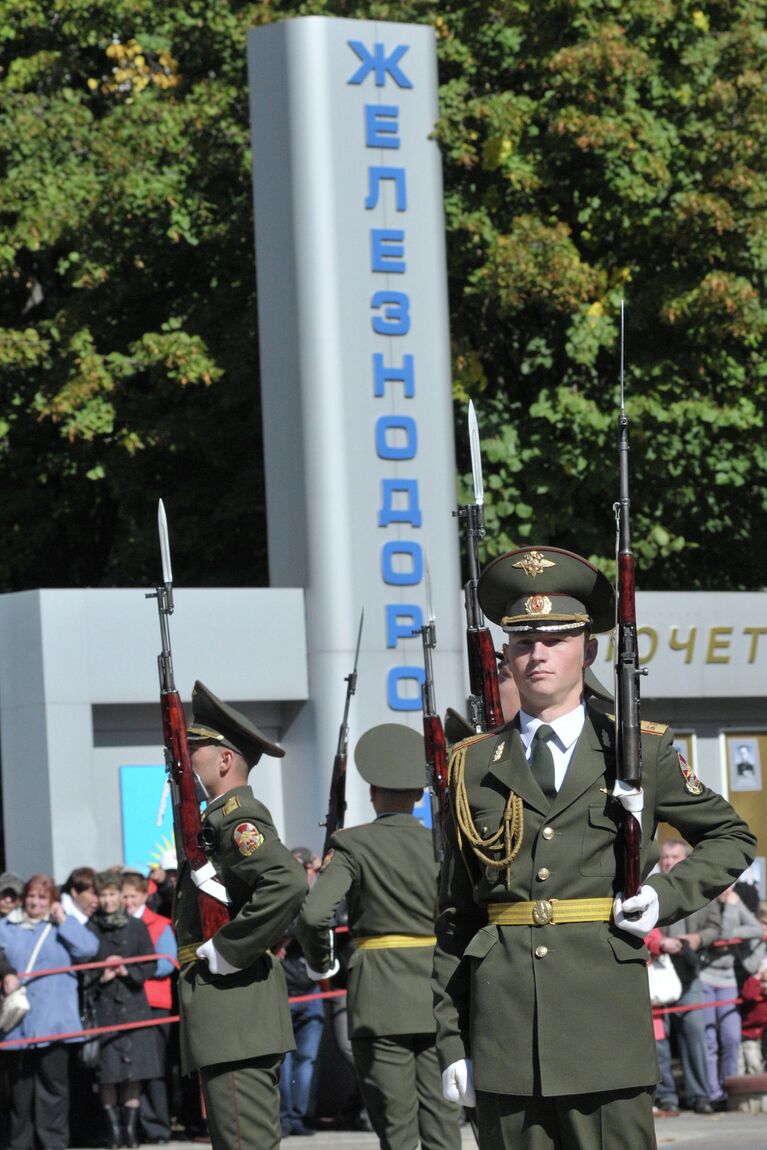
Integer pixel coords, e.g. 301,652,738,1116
433,706,756,1097
297,813,439,1038
174,785,307,1073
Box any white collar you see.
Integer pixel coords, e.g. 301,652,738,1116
519,702,586,751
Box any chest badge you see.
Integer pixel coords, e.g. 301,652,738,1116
493,741,506,762
233,821,264,856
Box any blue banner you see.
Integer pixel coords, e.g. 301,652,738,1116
119,764,175,873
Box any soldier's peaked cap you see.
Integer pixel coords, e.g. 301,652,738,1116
354,724,426,790
186,680,285,767
478,546,614,635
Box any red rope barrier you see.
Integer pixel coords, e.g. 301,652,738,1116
0,953,180,1050
18,952,178,981
289,988,347,1004
652,996,741,1018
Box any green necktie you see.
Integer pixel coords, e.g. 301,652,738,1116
530,724,556,799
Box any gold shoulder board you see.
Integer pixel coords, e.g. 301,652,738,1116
640,720,668,736
450,730,497,753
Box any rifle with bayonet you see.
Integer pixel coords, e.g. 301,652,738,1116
454,401,503,732
613,302,646,900
321,609,364,855
415,561,448,863
146,500,230,938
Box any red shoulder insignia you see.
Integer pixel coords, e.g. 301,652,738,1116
677,751,704,795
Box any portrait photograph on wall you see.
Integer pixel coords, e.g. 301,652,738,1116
727,735,762,793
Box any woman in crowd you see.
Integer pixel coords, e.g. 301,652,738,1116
0,872,99,1150
87,871,161,1149
699,885,765,1104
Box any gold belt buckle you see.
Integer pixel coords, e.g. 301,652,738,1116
532,899,554,926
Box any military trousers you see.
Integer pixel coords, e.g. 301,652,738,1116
352,1034,462,1150
476,1085,655,1150
199,1053,282,1150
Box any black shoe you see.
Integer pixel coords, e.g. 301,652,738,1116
123,1107,140,1149
692,1098,714,1115
291,1120,315,1136
657,1099,679,1112
103,1107,123,1149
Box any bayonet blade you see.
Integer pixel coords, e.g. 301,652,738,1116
468,401,484,506
158,499,173,586
352,607,364,673
425,555,435,624
619,298,625,413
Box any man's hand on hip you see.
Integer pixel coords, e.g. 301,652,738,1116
196,939,242,976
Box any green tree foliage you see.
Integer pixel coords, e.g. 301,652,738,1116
430,0,767,590
1,1,766,589
0,0,275,587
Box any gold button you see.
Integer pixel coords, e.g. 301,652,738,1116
537,867,550,881
535,945,548,958
542,826,555,840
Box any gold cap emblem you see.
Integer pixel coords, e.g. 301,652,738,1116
512,551,556,578
524,594,552,616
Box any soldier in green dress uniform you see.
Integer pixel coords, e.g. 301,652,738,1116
298,724,462,1150
433,546,756,1149
174,682,307,1150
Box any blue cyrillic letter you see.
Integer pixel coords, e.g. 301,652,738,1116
365,167,407,211
387,666,425,711
371,229,405,273
385,605,423,648
347,41,413,89
371,291,410,335
375,415,417,460
365,104,400,149
381,540,423,585
379,479,422,528
373,354,415,398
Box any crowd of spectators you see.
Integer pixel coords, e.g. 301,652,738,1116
647,840,767,1119
1,847,765,1147
0,851,370,1149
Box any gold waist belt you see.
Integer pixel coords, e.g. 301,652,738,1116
353,933,437,951
177,942,203,966
488,898,613,927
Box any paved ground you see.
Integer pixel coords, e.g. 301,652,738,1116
93,1108,766,1149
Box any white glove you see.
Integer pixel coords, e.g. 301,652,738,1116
613,885,660,938
442,1058,476,1107
305,960,340,981
196,938,242,976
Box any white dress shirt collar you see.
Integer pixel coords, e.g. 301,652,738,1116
518,702,586,752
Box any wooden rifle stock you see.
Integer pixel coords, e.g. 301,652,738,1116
416,591,448,862
422,712,447,863
160,689,230,939
467,626,503,732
